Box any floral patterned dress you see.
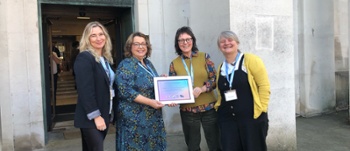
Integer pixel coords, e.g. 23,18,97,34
115,57,166,151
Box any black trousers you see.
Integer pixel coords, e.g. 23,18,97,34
180,109,221,151
219,113,268,151
53,73,58,101
80,127,108,151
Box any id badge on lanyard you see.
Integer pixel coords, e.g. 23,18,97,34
110,88,115,100
224,89,237,101
224,52,240,102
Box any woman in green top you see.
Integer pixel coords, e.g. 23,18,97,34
169,26,221,151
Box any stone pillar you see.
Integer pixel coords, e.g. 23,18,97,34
230,0,296,150
0,0,45,150
298,0,335,117
0,0,15,150
348,0,350,121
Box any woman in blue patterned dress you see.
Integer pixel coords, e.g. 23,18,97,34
115,32,167,151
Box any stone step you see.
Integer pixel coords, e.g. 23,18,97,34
57,79,75,84
57,87,76,92
58,76,75,81
56,93,78,100
57,83,76,88
56,90,77,95
56,97,77,106
55,71,77,106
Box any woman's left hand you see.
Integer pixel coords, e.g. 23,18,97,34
193,87,203,98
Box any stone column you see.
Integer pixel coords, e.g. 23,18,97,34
298,0,335,117
0,0,15,150
0,0,45,150
231,0,296,150
348,0,350,121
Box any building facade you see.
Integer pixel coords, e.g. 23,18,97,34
0,0,348,150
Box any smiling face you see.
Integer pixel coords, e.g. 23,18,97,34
89,26,106,52
219,37,239,55
178,33,193,57
131,36,148,61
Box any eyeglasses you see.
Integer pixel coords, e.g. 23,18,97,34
178,38,192,44
132,43,147,48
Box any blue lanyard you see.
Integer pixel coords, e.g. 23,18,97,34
181,56,194,85
138,62,157,77
225,52,240,90
100,57,113,87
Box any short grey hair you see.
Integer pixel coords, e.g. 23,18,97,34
217,31,240,47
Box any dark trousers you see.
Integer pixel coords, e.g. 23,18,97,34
180,109,221,151
53,73,58,101
219,113,268,151
80,127,108,151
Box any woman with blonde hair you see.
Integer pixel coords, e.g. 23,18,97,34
74,21,116,151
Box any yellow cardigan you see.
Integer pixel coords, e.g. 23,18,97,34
214,53,270,119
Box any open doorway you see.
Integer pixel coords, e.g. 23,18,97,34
41,3,133,131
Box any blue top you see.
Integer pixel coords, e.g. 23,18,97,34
115,57,166,151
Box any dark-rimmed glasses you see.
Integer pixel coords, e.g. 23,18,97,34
178,38,192,44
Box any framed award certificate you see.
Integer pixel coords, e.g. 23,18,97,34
154,76,195,104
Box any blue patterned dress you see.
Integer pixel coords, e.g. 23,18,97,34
115,57,166,151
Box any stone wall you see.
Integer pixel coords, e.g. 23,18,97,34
0,0,45,150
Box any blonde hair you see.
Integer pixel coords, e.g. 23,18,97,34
79,21,113,64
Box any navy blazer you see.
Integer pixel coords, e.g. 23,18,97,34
74,51,116,128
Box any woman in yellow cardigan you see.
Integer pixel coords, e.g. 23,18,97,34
215,30,270,151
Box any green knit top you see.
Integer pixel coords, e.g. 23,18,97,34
169,51,217,108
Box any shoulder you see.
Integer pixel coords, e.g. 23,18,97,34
243,53,262,62
243,53,265,69
118,57,131,65
196,51,206,56
195,51,211,60
144,58,153,65
75,51,95,63
197,51,205,55
217,62,223,69
53,47,60,55
118,57,136,68
77,51,93,58
172,56,182,62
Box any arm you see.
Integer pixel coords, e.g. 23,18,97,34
116,60,164,109
74,53,101,120
134,95,164,109
202,53,217,92
249,56,270,112
52,52,62,64
193,53,217,97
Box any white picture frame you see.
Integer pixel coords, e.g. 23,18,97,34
154,76,195,104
